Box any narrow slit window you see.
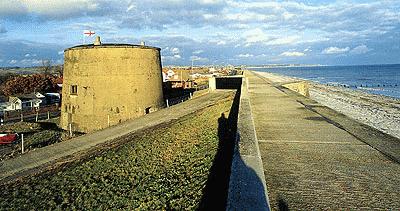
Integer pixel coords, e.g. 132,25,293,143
70,85,78,95
145,107,151,114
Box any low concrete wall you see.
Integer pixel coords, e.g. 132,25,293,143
226,76,270,210
282,81,310,97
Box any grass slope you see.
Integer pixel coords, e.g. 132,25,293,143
0,96,234,210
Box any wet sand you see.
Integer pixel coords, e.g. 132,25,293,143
254,71,400,140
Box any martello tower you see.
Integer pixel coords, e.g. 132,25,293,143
60,37,164,133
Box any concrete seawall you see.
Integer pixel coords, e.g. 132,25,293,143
225,75,271,210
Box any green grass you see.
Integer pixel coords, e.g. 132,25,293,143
0,120,64,161
25,130,61,149
0,97,233,210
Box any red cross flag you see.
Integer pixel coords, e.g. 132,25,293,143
83,30,95,37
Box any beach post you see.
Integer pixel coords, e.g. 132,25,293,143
69,123,72,137
36,112,39,122
21,134,24,153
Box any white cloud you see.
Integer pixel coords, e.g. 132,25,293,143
171,47,180,54
216,40,226,45
9,59,17,64
243,28,268,43
280,51,305,57
266,36,300,46
0,0,106,19
350,44,369,54
162,55,181,62
19,58,42,65
190,55,208,62
236,53,254,58
1,1,399,66
192,50,204,54
322,46,350,54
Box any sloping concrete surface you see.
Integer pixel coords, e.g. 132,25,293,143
247,71,400,209
227,77,270,211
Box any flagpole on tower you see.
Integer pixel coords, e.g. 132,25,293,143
83,30,96,45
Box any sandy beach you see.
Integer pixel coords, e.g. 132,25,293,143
254,71,400,140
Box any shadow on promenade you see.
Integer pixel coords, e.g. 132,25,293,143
198,85,269,210
197,89,240,210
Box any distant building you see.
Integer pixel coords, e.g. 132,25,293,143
8,92,45,110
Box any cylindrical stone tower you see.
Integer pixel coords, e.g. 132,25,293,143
60,37,164,133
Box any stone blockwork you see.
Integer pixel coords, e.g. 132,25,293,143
61,42,165,133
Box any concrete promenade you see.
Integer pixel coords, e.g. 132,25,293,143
247,71,400,209
0,91,233,182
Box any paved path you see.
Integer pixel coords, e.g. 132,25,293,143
0,91,233,182
247,71,400,209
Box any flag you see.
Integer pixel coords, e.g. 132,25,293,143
83,30,95,37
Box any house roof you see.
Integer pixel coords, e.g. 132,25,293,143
12,93,44,101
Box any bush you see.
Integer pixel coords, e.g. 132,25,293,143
25,130,61,149
2,74,60,97
0,122,41,133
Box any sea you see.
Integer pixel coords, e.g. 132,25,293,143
249,64,400,99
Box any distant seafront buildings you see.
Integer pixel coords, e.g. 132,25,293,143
247,64,325,69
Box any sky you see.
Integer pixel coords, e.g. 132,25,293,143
0,0,399,67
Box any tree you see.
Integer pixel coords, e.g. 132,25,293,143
41,59,52,75
2,74,60,97
54,65,63,77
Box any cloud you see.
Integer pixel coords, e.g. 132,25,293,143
322,46,350,54
243,28,268,43
236,54,253,58
0,25,7,33
0,0,119,20
0,1,27,18
0,39,64,67
190,55,208,62
1,1,399,66
192,50,204,54
170,47,180,54
350,44,370,54
162,54,182,62
280,51,305,57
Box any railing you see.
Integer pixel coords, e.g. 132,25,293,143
195,84,209,91
166,94,192,107
1,104,61,124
